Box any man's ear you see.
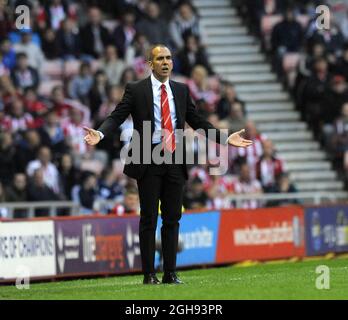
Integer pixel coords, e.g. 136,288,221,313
147,60,153,70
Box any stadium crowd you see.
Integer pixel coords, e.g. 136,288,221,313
238,0,348,184
0,0,303,218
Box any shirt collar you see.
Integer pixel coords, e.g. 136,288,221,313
151,73,170,92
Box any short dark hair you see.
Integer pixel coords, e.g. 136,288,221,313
146,44,170,62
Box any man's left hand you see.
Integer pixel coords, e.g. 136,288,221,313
227,129,253,147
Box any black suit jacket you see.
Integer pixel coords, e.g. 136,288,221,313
98,76,229,180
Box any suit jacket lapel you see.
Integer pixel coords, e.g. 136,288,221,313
169,80,183,129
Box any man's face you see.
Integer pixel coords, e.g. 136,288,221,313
89,8,101,25
18,56,28,69
149,46,173,80
125,194,139,211
262,140,274,156
240,165,250,181
39,148,51,165
14,174,26,190
179,4,193,20
147,2,159,19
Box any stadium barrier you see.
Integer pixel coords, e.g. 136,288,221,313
1,191,348,218
1,205,348,283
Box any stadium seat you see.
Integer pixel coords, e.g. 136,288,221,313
42,60,63,79
63,59,81,78
38,79,63,96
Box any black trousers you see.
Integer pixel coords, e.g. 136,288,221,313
136,144,186,274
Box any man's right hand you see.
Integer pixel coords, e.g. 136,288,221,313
83,126,101,145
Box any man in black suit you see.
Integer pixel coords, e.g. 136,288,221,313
84,45,252,284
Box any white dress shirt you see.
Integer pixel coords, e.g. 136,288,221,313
150,73,178,144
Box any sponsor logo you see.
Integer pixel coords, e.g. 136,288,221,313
179,226,214,250
233,221,294,246
57,228,80,273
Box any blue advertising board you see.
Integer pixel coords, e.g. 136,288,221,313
155,211,220,268
305,206,348,256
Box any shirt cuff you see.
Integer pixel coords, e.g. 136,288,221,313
225,135,230,145
97,130,104,140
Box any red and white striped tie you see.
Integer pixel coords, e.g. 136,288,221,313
160,84,176,153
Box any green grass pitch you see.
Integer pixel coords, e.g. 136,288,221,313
1,257,347,300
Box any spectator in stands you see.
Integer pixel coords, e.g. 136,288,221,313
26,146,61,194
62,108,88,156
229,120,265,178
267,172,298,207
44,0,68,31
10,52,40,92
98,168,124,202
256,139,284,192
327,75,348,124
0,131,16,184
58,153,80,200
0,5,12,40
27,168,61,216
38,110,67,154
183,176,209,209
308,21,345,56
216,82,245,120
2,98,35,134
169,1,205,51
0,181,9,218
271,7,303,74
41,28,60,60
124,33,150,79
80,6,111,59
224,101,247,134
100,45,126,86
186,65,219,114
0,60,15,96
334,46,348,81
50,85,90,123
88,70,109,118
233,162,263,209
68,61,93,105
1,38,16,70
206,174,235,209
5,173,28,218
331,102,348,173
13,29,45,72
15,129,42,173
96,84,124,127
244,0,286,35
112,9,136,59
119,66,137,86
175,33,213,77
23,86,48,122
56,17,80,59
112,188,140,216
303,56,332,137
135,1,170,46
271,8,303,55
77,171,98,214
297,42,327,79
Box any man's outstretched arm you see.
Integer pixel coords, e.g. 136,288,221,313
84,83,133,145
